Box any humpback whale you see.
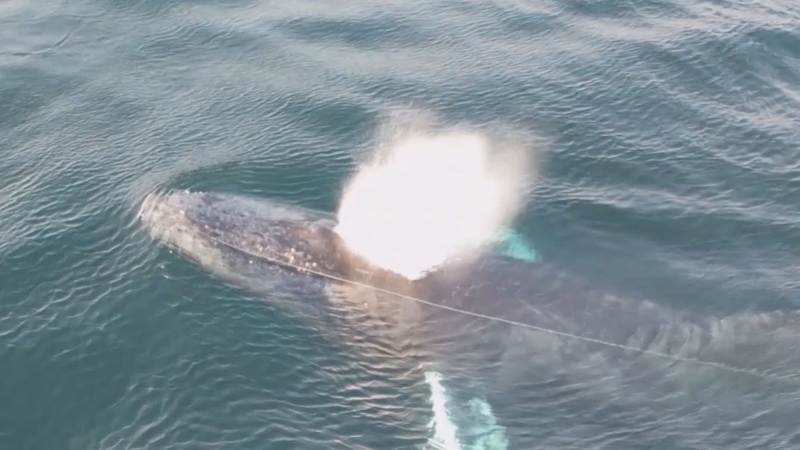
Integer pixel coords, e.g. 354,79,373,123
139,190,800,447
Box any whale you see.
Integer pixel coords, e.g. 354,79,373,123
138,190,800,447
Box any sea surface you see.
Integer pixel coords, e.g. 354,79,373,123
2,0,800,449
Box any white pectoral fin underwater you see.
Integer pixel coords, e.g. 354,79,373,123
424,230,533,450
424,370,510,450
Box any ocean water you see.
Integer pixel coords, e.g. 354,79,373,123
2,0,800,449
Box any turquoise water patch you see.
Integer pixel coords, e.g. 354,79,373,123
492,226,539,262
461,398,509,450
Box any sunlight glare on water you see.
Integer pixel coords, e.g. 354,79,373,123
334,117,537,280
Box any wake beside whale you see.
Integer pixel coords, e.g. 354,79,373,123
138,190,800,447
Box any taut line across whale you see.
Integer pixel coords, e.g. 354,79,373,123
139,192,800,448
138,190,800,386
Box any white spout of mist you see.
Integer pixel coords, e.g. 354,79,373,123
334,120,536,280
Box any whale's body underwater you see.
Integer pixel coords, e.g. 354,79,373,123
139,191,800,445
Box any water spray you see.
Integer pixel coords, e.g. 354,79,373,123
334,117,536,280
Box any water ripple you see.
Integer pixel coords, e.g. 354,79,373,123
3,0,800,448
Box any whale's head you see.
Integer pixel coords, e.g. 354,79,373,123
138,191,381,291
138,190,420,324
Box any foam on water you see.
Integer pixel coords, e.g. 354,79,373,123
334,117,536,280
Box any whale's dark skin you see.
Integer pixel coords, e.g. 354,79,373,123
139,191,800,447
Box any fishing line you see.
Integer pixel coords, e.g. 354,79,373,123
202,230,800,385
